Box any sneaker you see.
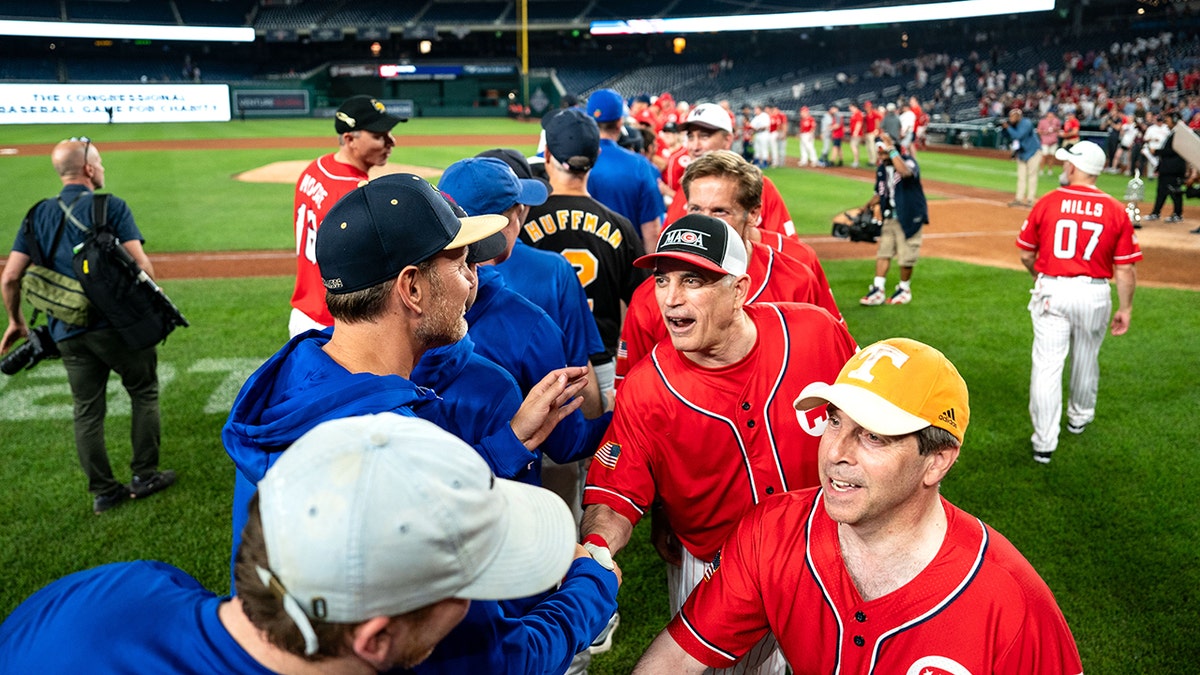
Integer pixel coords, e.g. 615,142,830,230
1007,200,1025,207
1166,214,1184,223
588,612,621,655
1033,451,1053,464
130,470,177,499
1142,213,1160,221
94,486,131,514
860,285,886,306
1023,200,1034,207
886,287,912,305
1191,226,1200,234
1067,421,1089,435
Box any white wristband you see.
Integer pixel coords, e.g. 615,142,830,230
583,542,615,571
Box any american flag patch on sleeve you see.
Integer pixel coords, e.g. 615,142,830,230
703,550,722,582
596,441,622,469
617,340,628,359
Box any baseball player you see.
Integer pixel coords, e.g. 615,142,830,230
770,104,788,168
585,88,665,250
665,103,796,238
289,95,405,337
848,103,864,167
477,148,608,391
633,338,1084,675
750,105,772,168
1016,141,1141,464
617,153,836,388
1,413,612,674
581,215,858,675
797,106,818,167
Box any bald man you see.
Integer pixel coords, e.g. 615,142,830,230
2,137,175,515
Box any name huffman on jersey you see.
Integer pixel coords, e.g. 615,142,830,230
523,210,625,248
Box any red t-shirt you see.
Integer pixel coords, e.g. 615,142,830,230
291,154,369,326
849,110,864,137
671,489,1084,674
1016,184,1142,278
586,305,856,559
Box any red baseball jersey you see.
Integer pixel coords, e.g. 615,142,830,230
849,110,864,137
614,241,827,386
664,176,795,237
664,146,692,194
831,115,845,140
868,108,884,134
1061,117,1081,142
799,115,816,134
291,154,369,326
757,230,842,323
1016,184,1142,278
586,305,856,560
672,489,1084,674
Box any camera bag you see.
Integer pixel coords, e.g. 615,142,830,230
72,194,184,351
19,198,92,326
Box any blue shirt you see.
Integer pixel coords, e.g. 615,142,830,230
587,138,664,231
11,185,143,341
395,558,619,675
466,266,611,466
1005,117,1041,161
495,241,606,363
0,562,273,674
412,335,538,483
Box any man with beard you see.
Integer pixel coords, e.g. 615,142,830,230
288,96,406,336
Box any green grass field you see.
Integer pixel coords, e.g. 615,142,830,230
2,120,1199,672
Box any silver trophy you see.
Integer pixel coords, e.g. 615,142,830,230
1125,169,1144,228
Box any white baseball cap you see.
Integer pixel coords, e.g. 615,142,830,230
680,102,733,134
1055,141,1107,176
255,413,576,653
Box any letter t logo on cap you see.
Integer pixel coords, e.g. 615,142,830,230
846,343,910,384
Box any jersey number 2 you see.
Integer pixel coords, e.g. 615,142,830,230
561,248,598,311
1053,218,1102,261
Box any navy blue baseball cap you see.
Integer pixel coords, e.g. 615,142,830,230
587,88,625,123
439,192,508,264
438,157,547,218
542,108,600,172
317,173,506,295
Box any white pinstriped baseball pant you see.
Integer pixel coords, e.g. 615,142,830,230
1028,275,1112,455
668,548,786,675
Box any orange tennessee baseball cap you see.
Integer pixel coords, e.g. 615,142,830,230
793,338,969,443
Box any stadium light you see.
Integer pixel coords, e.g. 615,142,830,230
590,0,1054,35
0,19,254,42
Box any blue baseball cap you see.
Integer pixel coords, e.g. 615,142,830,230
316,173,506,295
438,157,547,217
587,88,625,123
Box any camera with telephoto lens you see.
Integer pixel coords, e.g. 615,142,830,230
0,325,60,375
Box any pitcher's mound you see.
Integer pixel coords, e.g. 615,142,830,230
235,161,442,183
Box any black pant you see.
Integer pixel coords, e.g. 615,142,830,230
1152,174,1185,217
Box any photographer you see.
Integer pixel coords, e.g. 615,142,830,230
1001,108,1042,207
1,138,175,514
859,131,928,306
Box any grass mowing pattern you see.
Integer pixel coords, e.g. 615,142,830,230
1,122,1198,671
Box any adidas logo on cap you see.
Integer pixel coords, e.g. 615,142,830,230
938,407,958,430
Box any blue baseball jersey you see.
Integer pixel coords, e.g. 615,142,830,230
495,241,606,363
587,138,664,229
0,561,273,674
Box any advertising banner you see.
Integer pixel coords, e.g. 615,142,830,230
0,83,231,124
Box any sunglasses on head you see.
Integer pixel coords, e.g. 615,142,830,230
67,136,92,161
